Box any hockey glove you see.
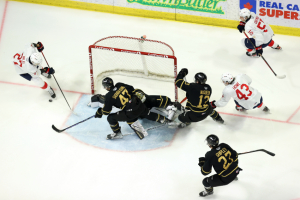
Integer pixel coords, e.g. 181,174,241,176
198,157,205,167
135,89,146,103
255,45,263,56
41,67,55,75
98,94,106,104
237,21,245,33
95,108,103,118
210,100,216,109
36,42,44,52
179,68,188,77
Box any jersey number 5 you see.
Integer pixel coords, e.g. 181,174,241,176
236,84,252,100
218,150,233,170
255,17,268,33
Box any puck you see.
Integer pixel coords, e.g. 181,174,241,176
49,99,53,102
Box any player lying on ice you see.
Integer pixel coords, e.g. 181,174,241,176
210,73,270,113
91,77,183,140
237,8,282,58
13,42,56,98
88,87,181,123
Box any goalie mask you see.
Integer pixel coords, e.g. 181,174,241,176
102,77,114,90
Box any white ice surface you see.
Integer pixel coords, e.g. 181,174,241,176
0,1,300,200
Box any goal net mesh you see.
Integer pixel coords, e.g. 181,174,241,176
89,36,179,101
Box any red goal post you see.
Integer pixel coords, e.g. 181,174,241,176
89,36,179,101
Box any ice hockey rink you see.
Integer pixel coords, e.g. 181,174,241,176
1,1,300,200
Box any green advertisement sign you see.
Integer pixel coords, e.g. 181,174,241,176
127,0,226,14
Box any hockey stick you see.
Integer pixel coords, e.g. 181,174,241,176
238,149,275,156
41,52,74,110
123,123,166,137
243,32,286,79
52,115,95,133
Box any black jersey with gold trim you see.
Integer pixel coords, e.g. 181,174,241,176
175,73,212,113
201,143,239,177
102,82,135,115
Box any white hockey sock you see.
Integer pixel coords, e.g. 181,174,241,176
271,41,279,48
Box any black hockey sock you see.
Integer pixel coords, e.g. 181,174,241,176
110,123,121,133
210,110,219,119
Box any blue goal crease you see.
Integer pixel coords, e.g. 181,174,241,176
64,94,177,151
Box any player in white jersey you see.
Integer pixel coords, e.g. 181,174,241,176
237,8,282,58
210,73,270,113
13,42,56,98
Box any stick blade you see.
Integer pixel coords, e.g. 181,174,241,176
276,75,286,79
52,125,63,133
262,149,275,156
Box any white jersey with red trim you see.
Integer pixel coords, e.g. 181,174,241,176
215,74,262,110
245,13,274,47
13,43,41,77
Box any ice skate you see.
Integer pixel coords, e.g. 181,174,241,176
236,106,247,113
246,49,260,58
199,188,213,197
157,115,172,124
262,106,270,113
131,120,148,137
48,87,56,98
271,45,282,50
178,122,191,128
106,131,123,140
213,116,225,124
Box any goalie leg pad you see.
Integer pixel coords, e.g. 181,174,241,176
130,120,148,137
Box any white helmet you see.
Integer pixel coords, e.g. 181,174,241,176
221,73,234,85
240,8,251,19
30,53,42,66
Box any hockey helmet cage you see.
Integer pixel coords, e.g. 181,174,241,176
102,77,114,89
206,134,219,148
194,72,207,84
221,73,234,84
29,53,42,66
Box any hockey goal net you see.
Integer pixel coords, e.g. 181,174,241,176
89,36,180,101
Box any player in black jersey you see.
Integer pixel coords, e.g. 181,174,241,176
133,89,182,121
198,134,242,197
174,68,224,128
95,77,151,140
94,77,171,140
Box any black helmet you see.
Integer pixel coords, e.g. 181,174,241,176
102,77,114,89
206,134,219,148
194,72,207,84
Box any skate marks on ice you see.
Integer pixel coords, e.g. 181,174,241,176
61,95,177,151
